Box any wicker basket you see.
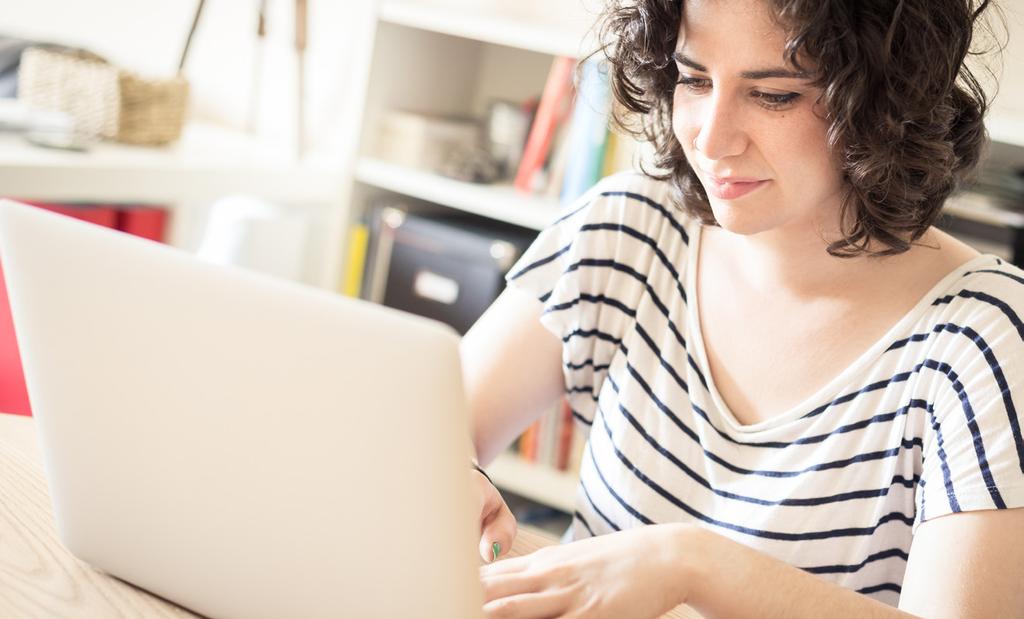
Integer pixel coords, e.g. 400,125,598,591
18,46,189,146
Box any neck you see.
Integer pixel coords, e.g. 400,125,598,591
705,215,893,302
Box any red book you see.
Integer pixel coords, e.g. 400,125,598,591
556,397,574,471
18,201,119,228
0,202,120,416
519,419,539,462
513,56,576,193
0,262,30,416
117,206,168,242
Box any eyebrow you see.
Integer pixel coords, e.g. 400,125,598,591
672,51,809,80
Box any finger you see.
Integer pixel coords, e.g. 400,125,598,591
473,470,491,522
480,568,544,603
474,474,500,560
480,553,530,578
482,588,570,619
479,496,517,563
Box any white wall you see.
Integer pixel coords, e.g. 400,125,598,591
994,1,1024,123
0,0,371,159
2,0,1021,149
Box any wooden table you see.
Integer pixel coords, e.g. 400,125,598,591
0,414,698,618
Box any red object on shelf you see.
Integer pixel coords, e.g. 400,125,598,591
0,261,30,416
18,201,120,228
556,397,574,471
0,202,160,416
117,206,168,242
513,56,576,194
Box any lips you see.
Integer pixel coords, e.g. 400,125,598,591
704,175,769,200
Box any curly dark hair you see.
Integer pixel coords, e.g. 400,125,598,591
596,0,1003,257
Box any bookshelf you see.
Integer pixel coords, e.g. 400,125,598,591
0,123,342,205
335,0,1024,515
334,0,602,513
376,0,596,58
488,451,579,514
945,192,1024,229
354,157,557,230
0,123,347,287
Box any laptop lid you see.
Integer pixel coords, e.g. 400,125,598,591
0,200,483,619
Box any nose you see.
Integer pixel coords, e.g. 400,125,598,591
692,92,748,161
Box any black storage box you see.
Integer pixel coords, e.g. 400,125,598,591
363,206,537,334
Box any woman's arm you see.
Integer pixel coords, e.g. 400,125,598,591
898,507,1024,617
461,286,565,465
683,507,1024,618
679,526,915,618
480,507,1024,617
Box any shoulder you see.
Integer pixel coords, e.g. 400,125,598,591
548,173,700,257
921,257,1024,380
555,172,677,225
587,170,675,206
937,258,1024,330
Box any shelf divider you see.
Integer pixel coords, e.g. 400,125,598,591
354,157,560,230
377,0,595,58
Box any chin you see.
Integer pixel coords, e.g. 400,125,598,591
707,202,780,237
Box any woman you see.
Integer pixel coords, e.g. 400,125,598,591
463,0,1024,616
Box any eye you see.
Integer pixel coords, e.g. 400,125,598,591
675,76,711,93
752,91,801,110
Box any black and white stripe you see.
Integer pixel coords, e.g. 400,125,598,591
505,172,1024,607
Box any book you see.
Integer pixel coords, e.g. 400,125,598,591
600,128,637,176
600,128,620,179
543,110,576,201
537,402,561,468
18,201,119,228
600,97,644,178
0,202,118,417
519,418,539,461
485,99,535,181
513,56,576,194
343,222,370,298
0,262,30,416
556,397,575,471
568,421,588,476
0,201,169,417
17,201,169,241
117,206,168,242
560,58,612,204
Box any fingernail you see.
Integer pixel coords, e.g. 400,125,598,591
491,542,501,561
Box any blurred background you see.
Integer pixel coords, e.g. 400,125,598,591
0,0,1022,536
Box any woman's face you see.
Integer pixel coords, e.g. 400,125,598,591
673,0,845,238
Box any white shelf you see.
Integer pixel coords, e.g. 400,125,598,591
377,0,595,58
354,157,559,230
945,191,1024,228
341,3,590,514
0,123,343,205
487,451,578,514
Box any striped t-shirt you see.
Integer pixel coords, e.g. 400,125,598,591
505,172,1024,606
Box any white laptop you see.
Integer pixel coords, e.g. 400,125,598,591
0,199,484,619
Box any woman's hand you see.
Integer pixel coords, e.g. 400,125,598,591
473,468,518,563
479,523,695,619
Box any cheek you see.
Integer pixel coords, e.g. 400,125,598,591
671,95,696,154
801,125,843,193
769,113,840,190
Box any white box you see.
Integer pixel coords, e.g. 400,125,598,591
373,110,480,172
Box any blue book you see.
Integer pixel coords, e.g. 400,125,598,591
559,59,612,204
